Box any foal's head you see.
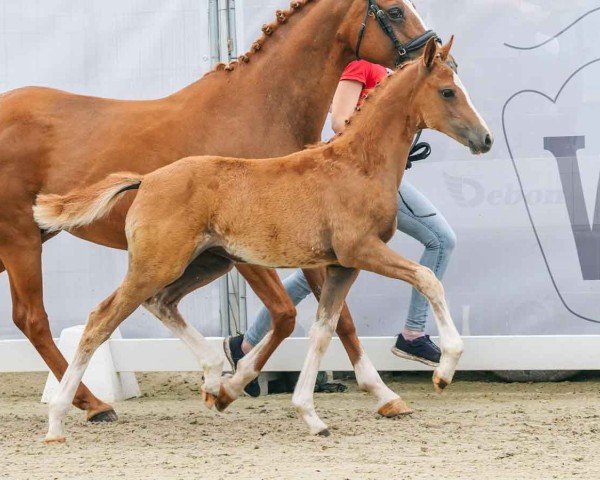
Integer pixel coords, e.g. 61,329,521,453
412,37,493,154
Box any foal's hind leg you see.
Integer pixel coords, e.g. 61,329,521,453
45,235,203,443
0,226,114,422
292,266,359,436
45,276,160,443
144,252,233,406
351,239,464,392
303,268,412,417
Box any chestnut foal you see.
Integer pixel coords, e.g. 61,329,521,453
36,38,492,441
0,0,436,423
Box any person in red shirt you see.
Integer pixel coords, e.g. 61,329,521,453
334,60,388,113
225,60,456,396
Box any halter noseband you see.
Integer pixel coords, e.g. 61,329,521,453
355,0,440,67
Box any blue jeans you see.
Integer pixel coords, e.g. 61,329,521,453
244,181,456,346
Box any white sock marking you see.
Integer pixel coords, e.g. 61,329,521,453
292,319,335,435
144,301,223,395
354,352,399,408
224,331,273,398
414,267,463,383
46,354,90,441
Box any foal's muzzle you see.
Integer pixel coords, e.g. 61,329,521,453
468,131,494,155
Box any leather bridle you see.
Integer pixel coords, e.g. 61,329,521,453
355,0,440,67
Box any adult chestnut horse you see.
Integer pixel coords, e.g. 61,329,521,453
36,37,492,441
0,0,437,422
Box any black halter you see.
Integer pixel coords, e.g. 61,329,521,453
355,0,440,67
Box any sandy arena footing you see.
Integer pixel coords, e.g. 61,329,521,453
1,371,599,480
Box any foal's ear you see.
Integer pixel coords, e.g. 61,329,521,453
422,37,437,69
440,35,455,62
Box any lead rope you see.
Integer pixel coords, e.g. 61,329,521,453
400,131,436,218
406,130,431,170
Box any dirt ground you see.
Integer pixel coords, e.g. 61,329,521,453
1,371,599,480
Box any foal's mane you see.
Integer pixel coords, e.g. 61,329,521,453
205,0,317,76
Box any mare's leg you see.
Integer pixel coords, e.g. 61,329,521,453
350,240,464,391
144,252,233,406
0,225,114,421
292,266,358,436
215,265,297,411
45,233,204,443
303,268,412,417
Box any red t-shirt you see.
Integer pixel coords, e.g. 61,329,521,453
341,60,388,106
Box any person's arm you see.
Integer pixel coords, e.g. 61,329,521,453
331,80,363,134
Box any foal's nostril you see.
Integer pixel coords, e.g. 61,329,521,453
484,134,492,147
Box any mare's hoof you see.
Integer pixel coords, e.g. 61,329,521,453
215,385,235,413
432,372,450,393
377,398,413,418
202,388,218,409
88,408,118,423
44,436,66,445
316,428,331,437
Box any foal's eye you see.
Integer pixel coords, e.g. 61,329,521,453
387,7,404,20
441,89,455,99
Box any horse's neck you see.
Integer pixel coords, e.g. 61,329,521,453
339,65,421,188
178,0,355,154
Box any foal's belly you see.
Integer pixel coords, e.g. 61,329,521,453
220,237,336,269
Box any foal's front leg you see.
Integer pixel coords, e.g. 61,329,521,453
302,268,412,417
350,239,464,392
292,266,359,436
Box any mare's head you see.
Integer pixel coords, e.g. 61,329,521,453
340,0,439,67
412,37,493,154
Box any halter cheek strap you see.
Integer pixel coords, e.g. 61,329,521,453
355,0,440,67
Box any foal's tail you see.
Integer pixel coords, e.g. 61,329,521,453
33,172,144,232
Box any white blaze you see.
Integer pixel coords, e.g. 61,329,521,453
453,72,490,133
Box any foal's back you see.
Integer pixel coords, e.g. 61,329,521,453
128,146,395,268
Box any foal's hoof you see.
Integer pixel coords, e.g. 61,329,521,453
432,372,450,393
377,398,413,418
44,436,66,445
316,428,331,437
215,385,235,413
201,388,218,410
88,408,118,423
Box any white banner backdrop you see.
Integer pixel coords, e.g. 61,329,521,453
0,0,599,344
240,0,600,338
0,0,221,340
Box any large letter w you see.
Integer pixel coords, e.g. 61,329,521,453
544,136,600,280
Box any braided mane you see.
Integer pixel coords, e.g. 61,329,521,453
208,0,316,74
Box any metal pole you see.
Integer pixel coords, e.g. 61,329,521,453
208,0,220,65
217,0,230,62
227,0,238,61
219,276,230,336
215,0,245,337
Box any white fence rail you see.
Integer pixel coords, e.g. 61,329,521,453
2,336,600,373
